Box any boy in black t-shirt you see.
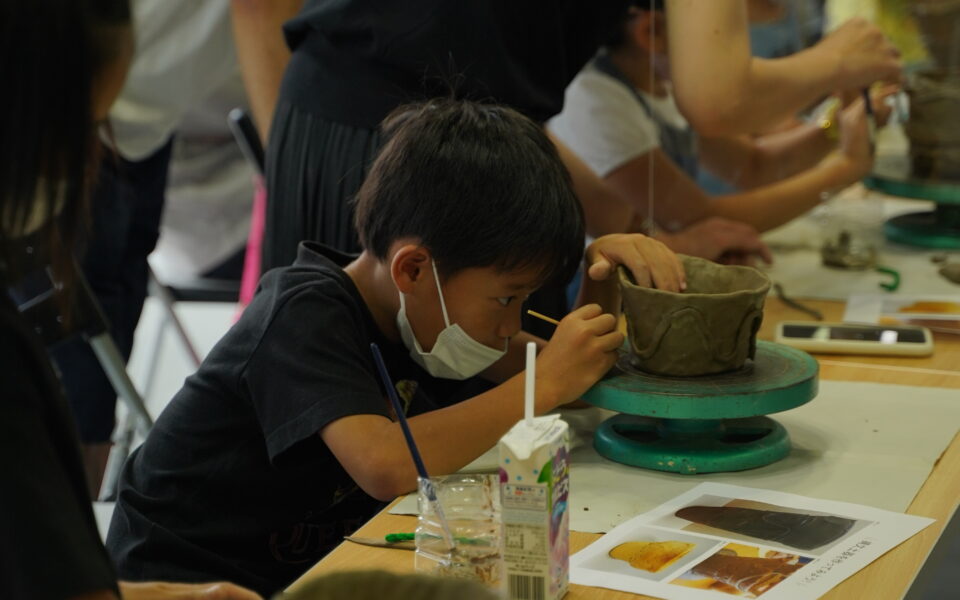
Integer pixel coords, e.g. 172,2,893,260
106,99,685,597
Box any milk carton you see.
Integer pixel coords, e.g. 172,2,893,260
499,415,570,600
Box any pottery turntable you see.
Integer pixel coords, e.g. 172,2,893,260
582,258,819,475
865,153,960,250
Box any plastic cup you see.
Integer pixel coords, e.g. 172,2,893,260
415,473,502,588
817,190,885,270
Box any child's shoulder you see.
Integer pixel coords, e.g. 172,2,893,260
247,243,370,335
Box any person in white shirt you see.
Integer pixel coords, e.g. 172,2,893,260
550,0,891,241
52,0,301,497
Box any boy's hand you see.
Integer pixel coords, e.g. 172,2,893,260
536,304,623,407
585,233,686,291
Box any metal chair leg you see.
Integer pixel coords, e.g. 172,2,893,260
99,409,135,501
88,332,153,501
148,268,202,368
140,308,170,409
88,333,153,431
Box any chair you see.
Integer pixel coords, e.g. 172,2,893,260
135,108,261,400
227,108,266,311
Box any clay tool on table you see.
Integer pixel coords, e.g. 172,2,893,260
773,283,824,321
343,535,416,550
369,342,456,551
344,532,488,551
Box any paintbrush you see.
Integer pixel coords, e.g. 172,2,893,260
526,309,560,326
369,342,456,551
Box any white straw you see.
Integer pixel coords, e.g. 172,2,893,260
525,342,536,426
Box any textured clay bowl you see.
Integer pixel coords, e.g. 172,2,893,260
619,255,771,377
906,69,960,179
911,0,960,70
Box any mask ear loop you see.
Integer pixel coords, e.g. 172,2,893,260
431,260,452,328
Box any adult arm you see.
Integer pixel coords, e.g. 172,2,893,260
667,0,900,135
549,130,636,238
699,86,897,189
550,132,772,263
698,124,835,190
230,0,304,142
605,98,872,232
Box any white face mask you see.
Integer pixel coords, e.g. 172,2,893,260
396,260,508,380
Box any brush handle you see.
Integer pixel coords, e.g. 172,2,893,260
370,343,458,551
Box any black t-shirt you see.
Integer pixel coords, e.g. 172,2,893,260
280,0,630,127
106,243,471,597
0,287,119,599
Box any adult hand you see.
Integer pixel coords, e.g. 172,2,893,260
839,83,899,127
836,96,874,177
815,18,902,89
119,581,262,600
655,217,773,267
584,233,685,292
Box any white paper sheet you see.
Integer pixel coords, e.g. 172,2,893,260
570,483,933,600
392,381,959,534
843,294,960,334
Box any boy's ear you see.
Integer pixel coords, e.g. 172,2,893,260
390,244,432,294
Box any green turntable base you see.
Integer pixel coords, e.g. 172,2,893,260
865,155,960,249
583,341,818,475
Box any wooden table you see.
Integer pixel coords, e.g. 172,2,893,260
289,297,960,598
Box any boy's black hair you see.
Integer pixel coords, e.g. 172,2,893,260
354,98,585,287
604,0,665,50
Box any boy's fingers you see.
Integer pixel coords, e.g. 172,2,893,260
583,312,618,335
568,302,603,320
598,330,626,352
645,242,685,292
587,257,614,282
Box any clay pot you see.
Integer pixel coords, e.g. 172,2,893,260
905,69,960,180
911,0,960,70
618,256,771,377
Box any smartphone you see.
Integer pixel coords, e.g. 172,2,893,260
774,321,934,356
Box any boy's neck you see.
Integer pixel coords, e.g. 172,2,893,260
607,47,668,97
345,251,402,342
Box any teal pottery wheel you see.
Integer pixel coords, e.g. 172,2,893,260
864,155,960,249
582,341,818,475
